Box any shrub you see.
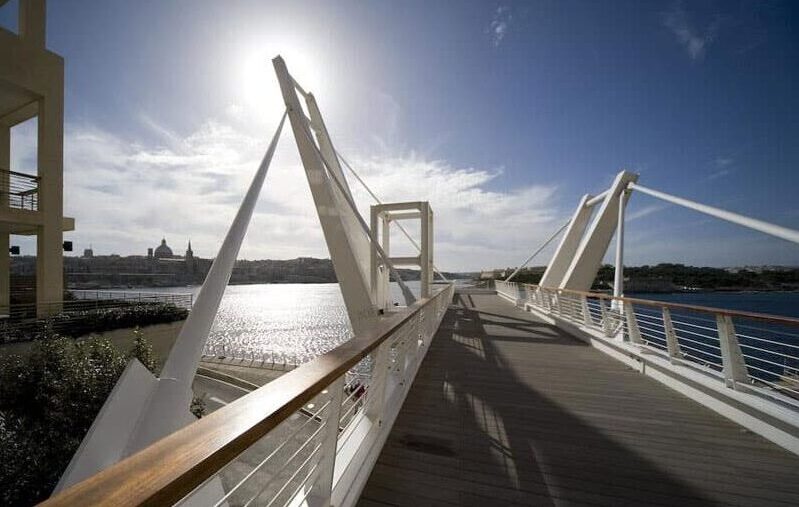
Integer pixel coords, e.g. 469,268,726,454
0,303,188,344
0,331,168,505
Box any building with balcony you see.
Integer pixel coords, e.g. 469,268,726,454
0,0,74,316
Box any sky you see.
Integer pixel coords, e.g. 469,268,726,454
1,0,798,271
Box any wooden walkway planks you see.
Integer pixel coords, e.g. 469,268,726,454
358,293,799,506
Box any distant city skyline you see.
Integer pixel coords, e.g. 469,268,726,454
1,1,797,271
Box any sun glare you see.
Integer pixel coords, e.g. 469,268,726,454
235,43,329,121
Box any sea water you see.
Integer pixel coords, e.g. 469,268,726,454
134,283,799,365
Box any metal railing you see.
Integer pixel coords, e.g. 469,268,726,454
43,283,454,507
69,290,194,310
0,168,40,211
509,282,799,406
0,291,193,342
1,290,192,319
495,279,525,303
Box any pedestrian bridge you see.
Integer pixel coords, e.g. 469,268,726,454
42,56,799,506
44,285,799,506
360,290,799,506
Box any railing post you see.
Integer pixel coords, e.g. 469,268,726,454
309,375,345,504
581,295,592,327
623,301,643,344
561,293,572,320
662,307,683,363
716,314,749,389
599,298,611,337
365,340,390,426
395,332,410,385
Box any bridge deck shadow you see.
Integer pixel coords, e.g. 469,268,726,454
358,293,799,506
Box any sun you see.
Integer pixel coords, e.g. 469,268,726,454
234,43,328,120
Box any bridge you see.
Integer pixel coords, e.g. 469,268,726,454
42,58,799,506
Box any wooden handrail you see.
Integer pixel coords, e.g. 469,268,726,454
41,287,450,507
522,283,799,327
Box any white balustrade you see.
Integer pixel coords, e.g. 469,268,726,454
523,283,799,405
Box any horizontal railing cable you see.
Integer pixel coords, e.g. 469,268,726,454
520,283,799,407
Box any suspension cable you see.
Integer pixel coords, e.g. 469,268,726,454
505,219,571,282
296,121,417,306
334,149,449,282
629,182,799,245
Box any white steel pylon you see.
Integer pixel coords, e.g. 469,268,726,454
540,170,638,292
56,57,433,496
273,56,416,331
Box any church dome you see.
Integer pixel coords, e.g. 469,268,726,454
154,238,174,259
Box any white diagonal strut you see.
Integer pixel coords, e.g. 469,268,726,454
55,111,288,492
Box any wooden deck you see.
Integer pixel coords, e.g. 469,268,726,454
358,293,799,506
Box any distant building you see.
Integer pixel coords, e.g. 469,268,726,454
0,0,76,316
153,238,174,259
185,241,195,274
83,246,94,258
480,269,507,280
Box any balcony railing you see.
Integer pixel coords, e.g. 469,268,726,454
0,168,40,211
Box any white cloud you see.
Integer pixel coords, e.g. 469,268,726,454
40,113,564,272
662,5,719,61
705,168,731,181
487,6,512,48
714,157,733,168
627,204,669,222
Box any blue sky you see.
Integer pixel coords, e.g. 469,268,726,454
2,0,798,271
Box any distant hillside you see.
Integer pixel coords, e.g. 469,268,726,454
488,263,799,292
10,255,470,289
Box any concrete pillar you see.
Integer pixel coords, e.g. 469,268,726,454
0,126,9,313
19,0,46,49
36,82,64,316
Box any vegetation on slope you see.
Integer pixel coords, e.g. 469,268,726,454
0,330,204,506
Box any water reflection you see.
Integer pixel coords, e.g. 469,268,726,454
144,282,425,364
200,284,350,364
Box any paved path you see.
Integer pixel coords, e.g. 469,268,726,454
358,293,799,506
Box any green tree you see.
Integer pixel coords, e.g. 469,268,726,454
0,330,166,505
